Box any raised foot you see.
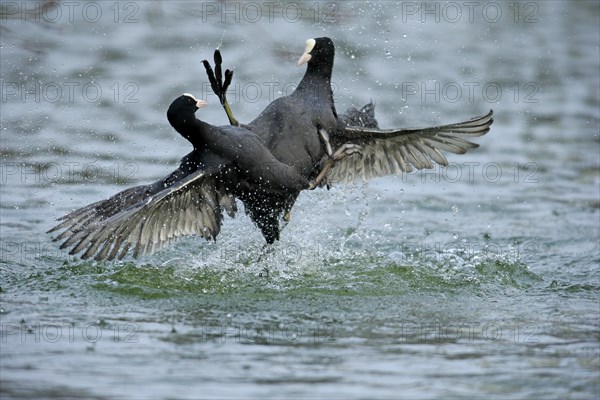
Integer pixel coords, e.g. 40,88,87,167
202,49,238,126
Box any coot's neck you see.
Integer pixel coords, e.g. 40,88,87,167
169,112,211,149
294,61,334,103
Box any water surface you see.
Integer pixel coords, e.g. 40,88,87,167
1,1,599,399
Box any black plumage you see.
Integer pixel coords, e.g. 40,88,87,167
222,38,342,242
48,94,308,260
205,37,492,238
248,38,339,174
50,37,493,261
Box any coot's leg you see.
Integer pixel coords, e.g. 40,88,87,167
202,49,238,126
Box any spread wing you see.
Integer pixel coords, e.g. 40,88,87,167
328,110,493,183
48,154,238,261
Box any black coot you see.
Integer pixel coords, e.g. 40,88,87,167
48,94,308,260
205,37,493,235
50,38,493,260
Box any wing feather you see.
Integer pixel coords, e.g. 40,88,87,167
49,167,237,261
328,110,493,183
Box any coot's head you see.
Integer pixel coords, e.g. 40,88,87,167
167,93,207,143
167,93,207,128
297,37,335,67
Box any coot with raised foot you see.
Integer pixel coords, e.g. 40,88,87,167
202,37,355,242
48,94,308,261
204,37,493,226
51,38,493,261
